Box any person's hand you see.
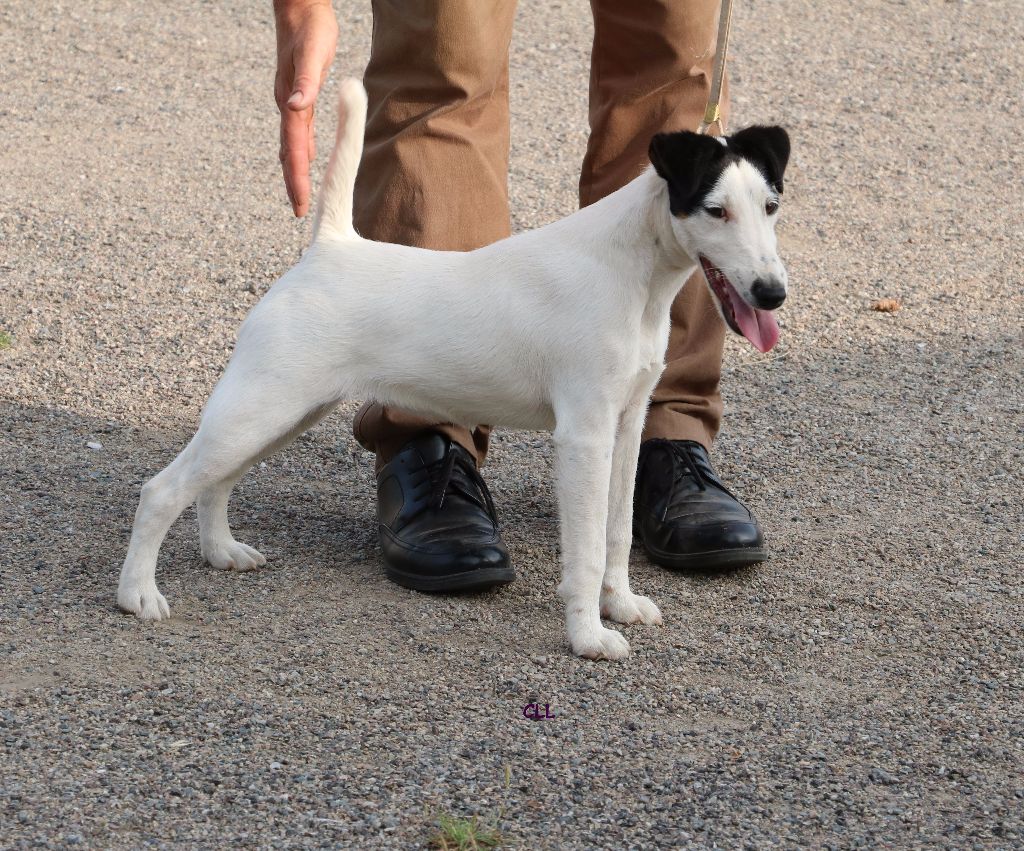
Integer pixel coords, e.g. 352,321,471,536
274,0,338,217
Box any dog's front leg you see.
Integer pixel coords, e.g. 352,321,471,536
601,374,663,627
553,411,630,660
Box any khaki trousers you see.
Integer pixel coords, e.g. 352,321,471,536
353,0,728,467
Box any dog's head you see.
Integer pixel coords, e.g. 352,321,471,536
649,126,791,353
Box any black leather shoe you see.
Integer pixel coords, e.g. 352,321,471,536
633,439,767,571
376,432,514,592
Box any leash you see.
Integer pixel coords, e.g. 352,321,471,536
697,0,734,135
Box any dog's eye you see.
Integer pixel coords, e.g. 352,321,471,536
765,200,779,215
705,206,727,220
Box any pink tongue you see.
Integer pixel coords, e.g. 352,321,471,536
731,296,780,354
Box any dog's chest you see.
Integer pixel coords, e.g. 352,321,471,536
635,306,672,374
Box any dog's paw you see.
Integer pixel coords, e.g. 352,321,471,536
203,540,267,572
600,590,663,626
117,581,170,621
570,625,631,661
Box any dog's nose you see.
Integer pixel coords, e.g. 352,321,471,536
751,278,786,310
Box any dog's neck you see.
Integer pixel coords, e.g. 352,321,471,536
564,167,699,302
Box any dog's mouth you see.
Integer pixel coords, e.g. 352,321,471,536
699,256,780,354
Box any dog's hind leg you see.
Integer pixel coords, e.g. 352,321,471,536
552,403,630,661
198,479,266,572
116,443,200,620
197,401,335,572
601,372,663,627
117,367,340,621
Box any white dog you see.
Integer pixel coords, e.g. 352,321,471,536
117,79,790,660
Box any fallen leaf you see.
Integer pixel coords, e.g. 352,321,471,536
871,298,902,313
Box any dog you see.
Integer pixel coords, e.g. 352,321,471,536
117,79,790,660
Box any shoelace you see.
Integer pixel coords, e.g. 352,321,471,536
639,439,736,521
425,444,499,524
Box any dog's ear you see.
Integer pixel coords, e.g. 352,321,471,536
728,125,790,193
648,131,729,215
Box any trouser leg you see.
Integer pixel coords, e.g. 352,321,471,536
583,0,729,448
352,0,518,468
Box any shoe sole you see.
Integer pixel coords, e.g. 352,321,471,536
641,545,768,572
384,564,516,593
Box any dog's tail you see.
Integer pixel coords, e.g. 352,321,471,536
313,78,368,241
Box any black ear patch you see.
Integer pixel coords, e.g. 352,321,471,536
648,131,730,216
727,125,790,193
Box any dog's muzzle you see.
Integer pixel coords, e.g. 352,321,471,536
699,257,781,353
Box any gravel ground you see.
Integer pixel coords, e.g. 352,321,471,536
2,1,1023,848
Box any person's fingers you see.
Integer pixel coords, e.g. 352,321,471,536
286,51,325,112
274,7,337,217
280,106,312,217
308,110,316,164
